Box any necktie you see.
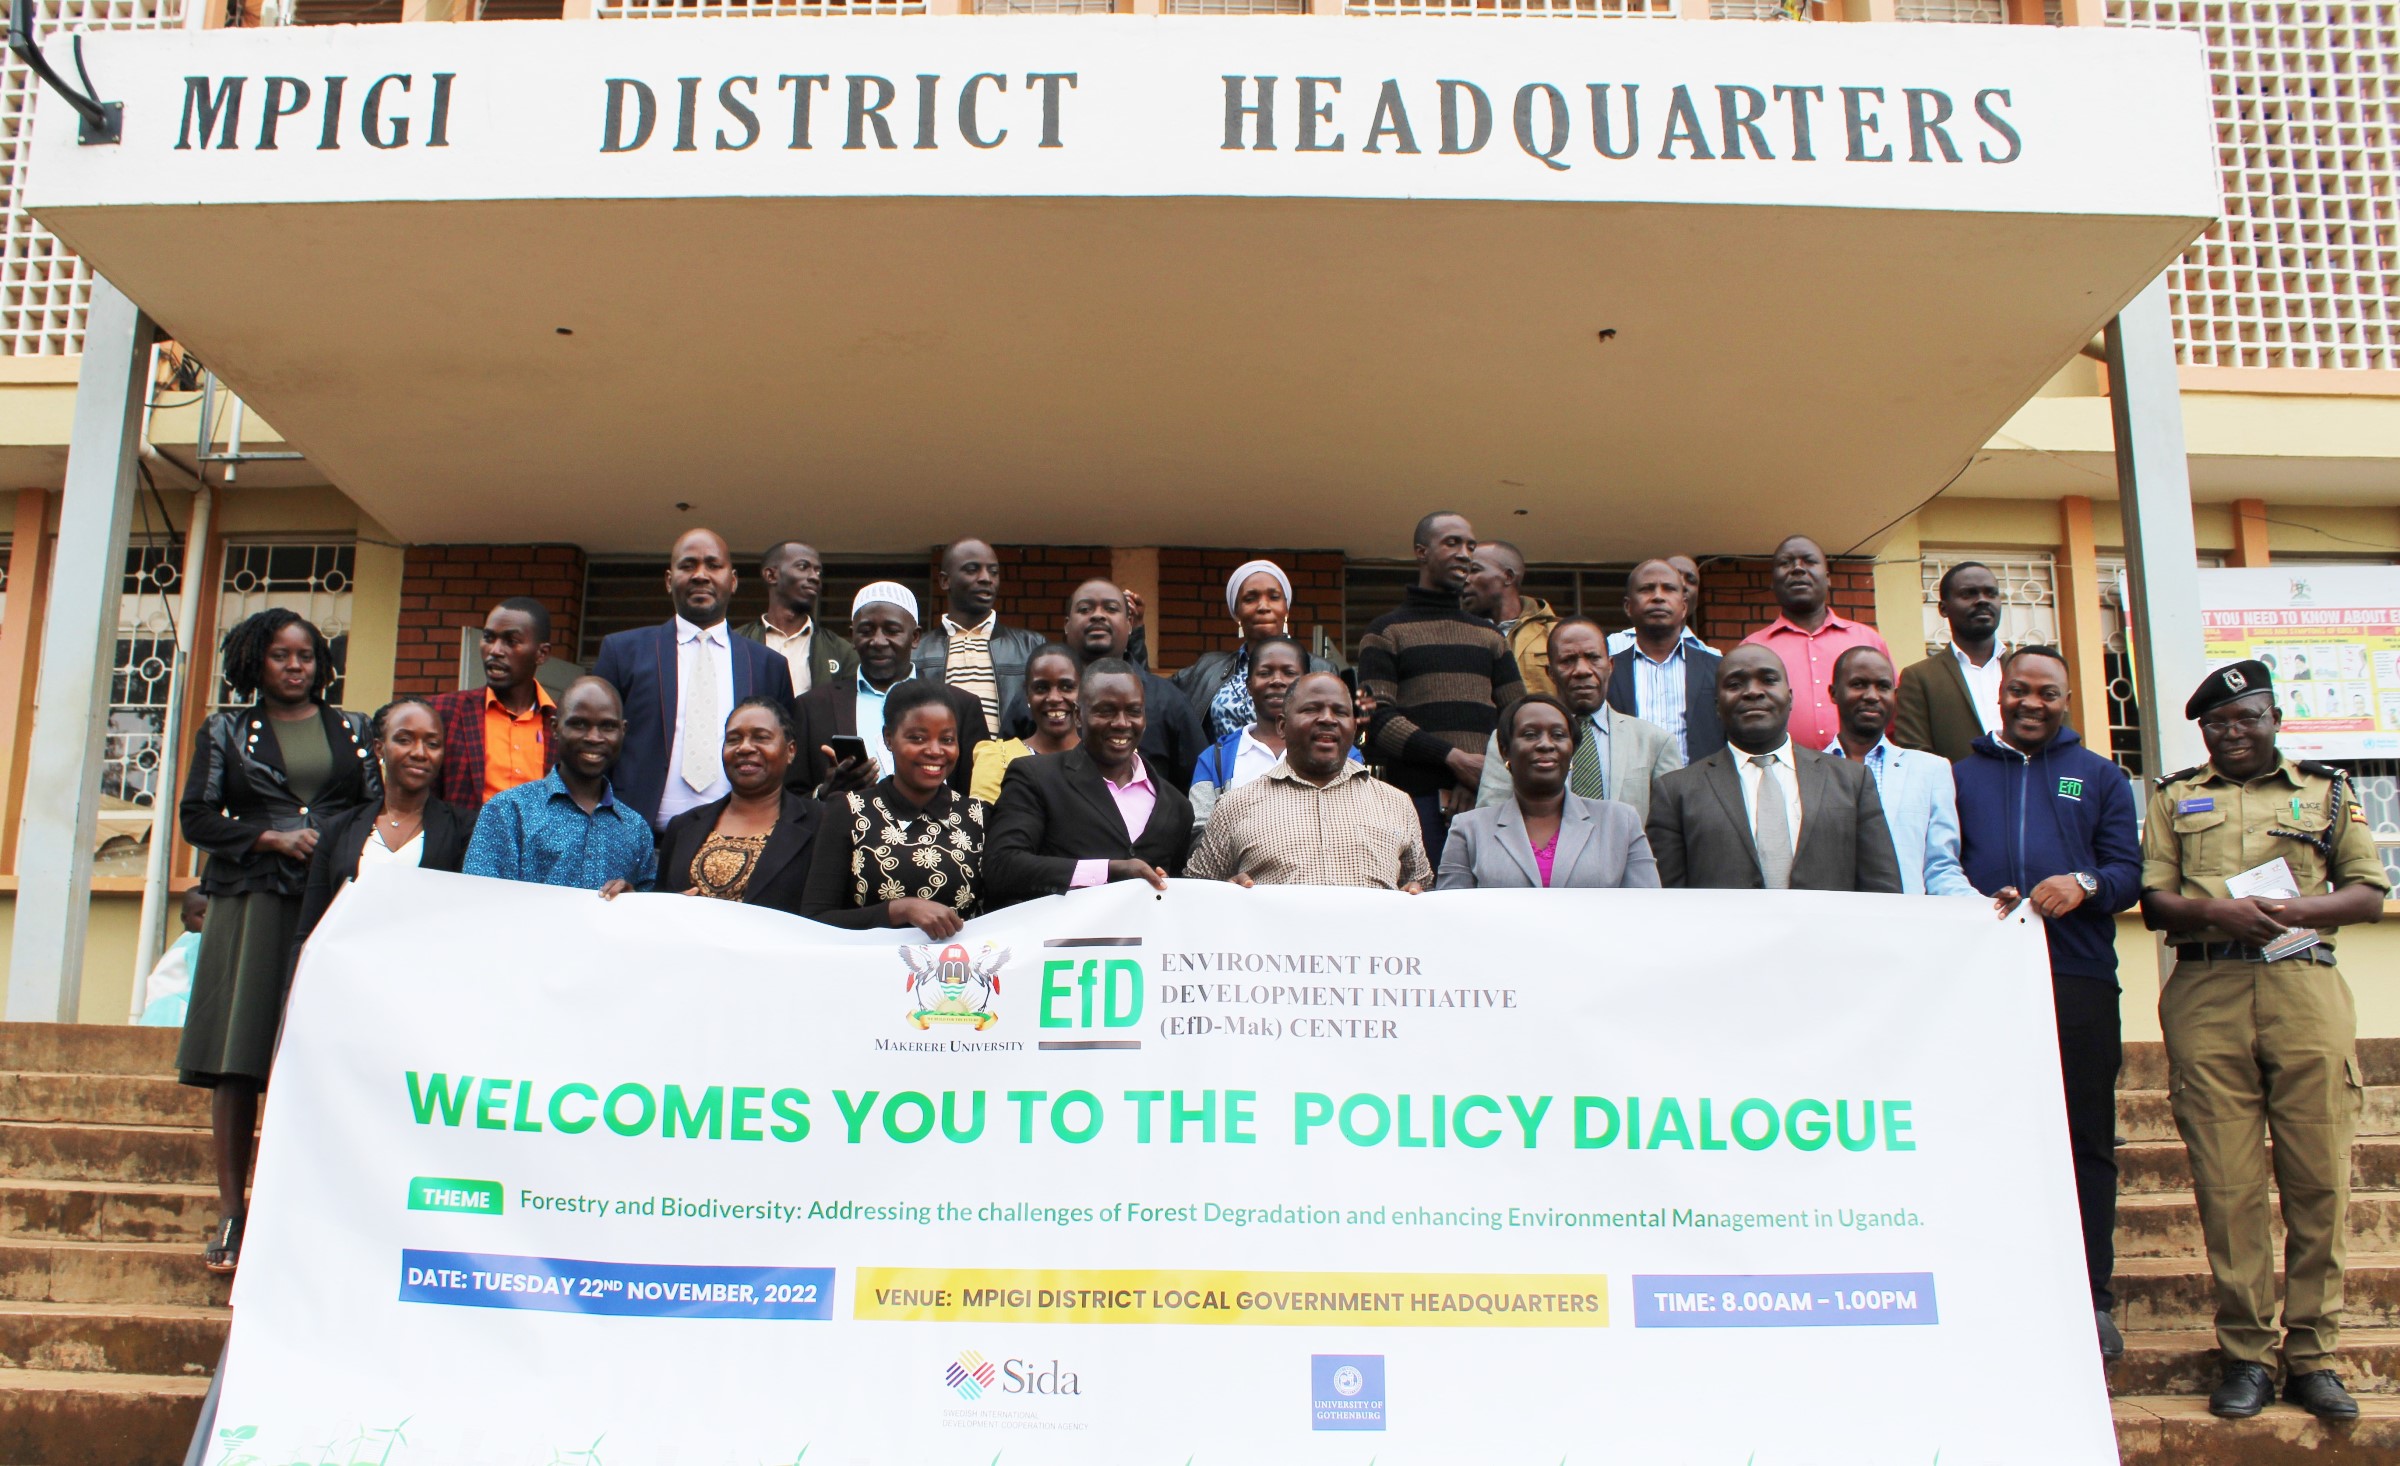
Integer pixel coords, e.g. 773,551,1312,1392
1569,716,1606,800
1750,754,1793,890
681,631,721,793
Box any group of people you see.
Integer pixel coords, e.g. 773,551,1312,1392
168,517,2385,1421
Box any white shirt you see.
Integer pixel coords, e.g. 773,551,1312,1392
1951,642,2006,737
1229,727,1283,792
1628,639,1691,761
657,616,735,827
757,615,818,695
358,825,425,870
1733,738,1805,846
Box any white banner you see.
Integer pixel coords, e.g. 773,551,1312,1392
2200,565,2400,759
219,868,2111,1464
32,18,2216,220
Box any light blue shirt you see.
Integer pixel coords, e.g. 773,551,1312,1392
856,670,914,778
1825,736,1974,898
463,769,657,893
1607,625,1708,657
1627,640,1691,762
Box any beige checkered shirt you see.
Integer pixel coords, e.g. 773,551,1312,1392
1184,758,1432,890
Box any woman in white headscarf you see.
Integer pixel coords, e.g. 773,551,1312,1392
1171,559,1336,740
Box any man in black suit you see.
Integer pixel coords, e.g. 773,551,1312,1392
1002,579,1206,789
984,659,1194,908
792,582,989,799
1646,645,1902,893
1608,557,1724,763
589,528,796,829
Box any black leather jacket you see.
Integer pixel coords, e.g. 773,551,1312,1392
179,704,380,898
913,619,1049,715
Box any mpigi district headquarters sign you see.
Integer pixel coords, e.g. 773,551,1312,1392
29,17,2216,215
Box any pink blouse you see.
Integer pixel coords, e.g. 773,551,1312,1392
1531,833,1557,889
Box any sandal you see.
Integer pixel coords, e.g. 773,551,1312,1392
203,1214,244,1276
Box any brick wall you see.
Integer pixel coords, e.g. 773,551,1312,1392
985,545,1115,635
395,544,587,697
1153,548,1345,672
1694,556,1879,649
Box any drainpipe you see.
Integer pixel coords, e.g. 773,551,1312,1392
127,378,218,1017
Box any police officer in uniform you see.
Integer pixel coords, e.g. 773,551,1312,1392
2140,660,2387,1421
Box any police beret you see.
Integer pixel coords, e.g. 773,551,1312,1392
2186,659,2273,720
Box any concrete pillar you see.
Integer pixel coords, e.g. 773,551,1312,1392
6,278,156,1020
2053,495,2114,747
2103,276,2207,782
2229,497,2272,568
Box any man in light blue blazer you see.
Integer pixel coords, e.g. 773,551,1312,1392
1826,646,1974,897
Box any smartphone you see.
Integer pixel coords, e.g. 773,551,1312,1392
827,734,871,766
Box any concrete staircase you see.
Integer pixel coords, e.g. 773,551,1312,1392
2109,1035,2400,1462
0,1022,2394,1462
0,1024,221,1466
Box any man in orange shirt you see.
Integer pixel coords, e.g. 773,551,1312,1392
427,597,556,814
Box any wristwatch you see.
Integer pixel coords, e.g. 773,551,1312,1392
2071,872,2099,895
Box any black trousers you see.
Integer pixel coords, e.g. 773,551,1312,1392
2054,973,2123,1311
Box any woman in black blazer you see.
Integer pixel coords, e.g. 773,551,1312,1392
292,696,477,957
177,610,379,1276
657,697,820,915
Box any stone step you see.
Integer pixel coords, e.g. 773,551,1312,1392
2114,1392,2400,1465
2121,1137,2400,1195
2118,1255,2400,1334
2124,1038,2400,1092
2119,1087,2400,1143
0,1123,213,1187
0,1240,230,1310
0,1026,178,1081
0,1073,207,1131
2118,1190,2400,1260
0,1367,207,1465
0,1301,225,1377
2111,1328,2400,1397
0,1181,221,1246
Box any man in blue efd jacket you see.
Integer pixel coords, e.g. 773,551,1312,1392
1954,645,2143,1364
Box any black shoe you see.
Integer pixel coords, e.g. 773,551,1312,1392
2282,1369,2360,1422
2209,1360,2274,1419
2096,1309,2125,1361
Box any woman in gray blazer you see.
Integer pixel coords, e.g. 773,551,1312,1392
1438,694,1660,890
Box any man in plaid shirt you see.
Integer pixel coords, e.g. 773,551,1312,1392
427,597,556,814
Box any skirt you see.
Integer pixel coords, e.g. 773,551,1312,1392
176,890,300,1088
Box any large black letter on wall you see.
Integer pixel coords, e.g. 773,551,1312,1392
176,76,245,151
601,78,656,152
1223,75,1275,150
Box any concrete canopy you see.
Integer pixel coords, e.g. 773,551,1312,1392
28,17,2220,560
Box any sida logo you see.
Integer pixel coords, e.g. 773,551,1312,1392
944,1349,1082,1400
944,1349,997,1399
1037,936,1144,1052
901,942,1009,1031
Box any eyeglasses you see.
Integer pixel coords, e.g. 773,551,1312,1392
2199,709,2274,736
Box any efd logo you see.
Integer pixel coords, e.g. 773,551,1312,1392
945,1349,997,1399
1311,1354,1386,1432
1038,937,1144,1051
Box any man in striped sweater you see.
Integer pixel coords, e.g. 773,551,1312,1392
1357,511,1526,860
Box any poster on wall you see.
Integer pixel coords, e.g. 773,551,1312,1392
2199,566,2400,759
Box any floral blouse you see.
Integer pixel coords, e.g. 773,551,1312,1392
802,778,987,929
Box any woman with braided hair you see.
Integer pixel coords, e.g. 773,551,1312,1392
176,608,378,1275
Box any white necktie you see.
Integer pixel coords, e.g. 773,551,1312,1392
681,630,721,793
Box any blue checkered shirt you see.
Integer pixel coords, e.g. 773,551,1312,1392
462,769,657,892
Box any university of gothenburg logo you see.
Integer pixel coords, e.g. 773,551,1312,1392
901,941,1009,1030
945,1349,998,1399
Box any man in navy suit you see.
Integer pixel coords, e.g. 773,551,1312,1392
589,528,796,829
1607,557,1724,763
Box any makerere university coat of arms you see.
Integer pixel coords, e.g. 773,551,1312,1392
900,941,1010,1030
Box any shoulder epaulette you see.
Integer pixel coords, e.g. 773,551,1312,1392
2161,764,2208,785
2297,760,2344,779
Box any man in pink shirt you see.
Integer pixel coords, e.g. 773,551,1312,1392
1742,535,1892,754
981,660,1196,907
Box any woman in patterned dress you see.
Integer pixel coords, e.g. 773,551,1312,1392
656,696,820,915
802,681,986,938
